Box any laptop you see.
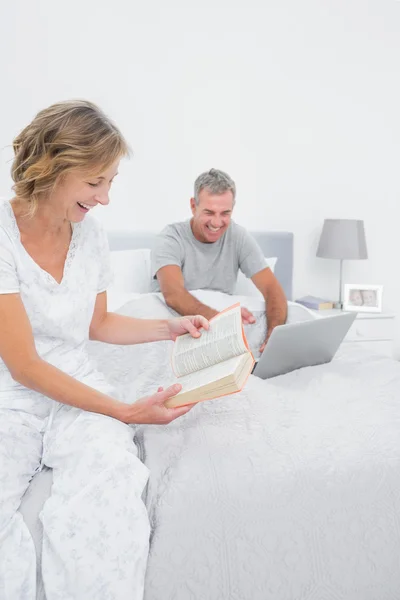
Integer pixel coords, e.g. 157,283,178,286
252,312,357,380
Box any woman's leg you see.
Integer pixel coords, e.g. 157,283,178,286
41,405,150,600
0,409,44,600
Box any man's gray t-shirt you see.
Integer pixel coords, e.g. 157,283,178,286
151,220,266,293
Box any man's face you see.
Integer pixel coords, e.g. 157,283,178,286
190,188,234,243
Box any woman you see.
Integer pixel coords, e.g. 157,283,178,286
0,100,208,600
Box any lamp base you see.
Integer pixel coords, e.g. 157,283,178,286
333,301,343,310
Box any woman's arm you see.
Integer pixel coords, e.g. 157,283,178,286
89,292,208,344
89,292,170,344
0,293,193,424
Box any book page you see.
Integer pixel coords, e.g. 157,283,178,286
172,304,249,378
165,353,254,408
173,354,245,395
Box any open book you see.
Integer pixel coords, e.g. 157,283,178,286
165,303,255,408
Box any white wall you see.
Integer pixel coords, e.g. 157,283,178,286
1,0,400,355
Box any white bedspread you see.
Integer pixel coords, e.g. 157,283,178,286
22,292,400,600
88,293,400,600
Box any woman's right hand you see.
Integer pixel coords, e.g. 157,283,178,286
119,384,194,425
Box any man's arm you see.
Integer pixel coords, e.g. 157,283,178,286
156,265,218,320
251,267,288,350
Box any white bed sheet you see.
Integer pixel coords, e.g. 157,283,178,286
19,291,400,600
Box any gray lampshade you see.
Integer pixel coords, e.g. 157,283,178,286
316,219,368,260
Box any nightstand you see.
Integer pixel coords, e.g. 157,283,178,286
310,308,395,358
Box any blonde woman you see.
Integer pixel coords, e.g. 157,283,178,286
0,100,208,599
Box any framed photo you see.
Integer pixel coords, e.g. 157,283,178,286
343,284,383,313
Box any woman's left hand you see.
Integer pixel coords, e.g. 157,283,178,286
168,315,209,341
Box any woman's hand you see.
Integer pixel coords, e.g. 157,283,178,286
241,306,256,325
167,315,209,341
119,385,194,424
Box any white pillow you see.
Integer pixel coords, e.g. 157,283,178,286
106,290,142,312
234,257,277,298
189,289,266,312
109,248,152,293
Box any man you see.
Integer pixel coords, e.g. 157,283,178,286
151,168,287,351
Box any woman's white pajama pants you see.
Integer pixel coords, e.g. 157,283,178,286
0,404,150,600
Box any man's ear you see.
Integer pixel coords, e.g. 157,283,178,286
190,197,196,215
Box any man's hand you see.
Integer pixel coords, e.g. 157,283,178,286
259,328,274,353
241,307,256,325
167,315,209,341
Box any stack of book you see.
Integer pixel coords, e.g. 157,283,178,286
296,295,334,310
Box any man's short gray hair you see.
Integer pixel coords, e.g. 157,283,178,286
194,168,236,205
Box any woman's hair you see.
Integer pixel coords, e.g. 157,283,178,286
11,99,129,215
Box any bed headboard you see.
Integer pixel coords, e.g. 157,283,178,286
107,230,294,300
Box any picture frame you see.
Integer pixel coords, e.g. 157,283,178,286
343,284,383,313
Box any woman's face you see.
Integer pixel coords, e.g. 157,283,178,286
47,160,120,223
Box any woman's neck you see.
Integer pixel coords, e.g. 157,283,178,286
11,197,70,237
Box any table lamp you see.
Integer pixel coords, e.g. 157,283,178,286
316,219,368,309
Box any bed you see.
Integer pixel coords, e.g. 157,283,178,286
19,230,400,600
